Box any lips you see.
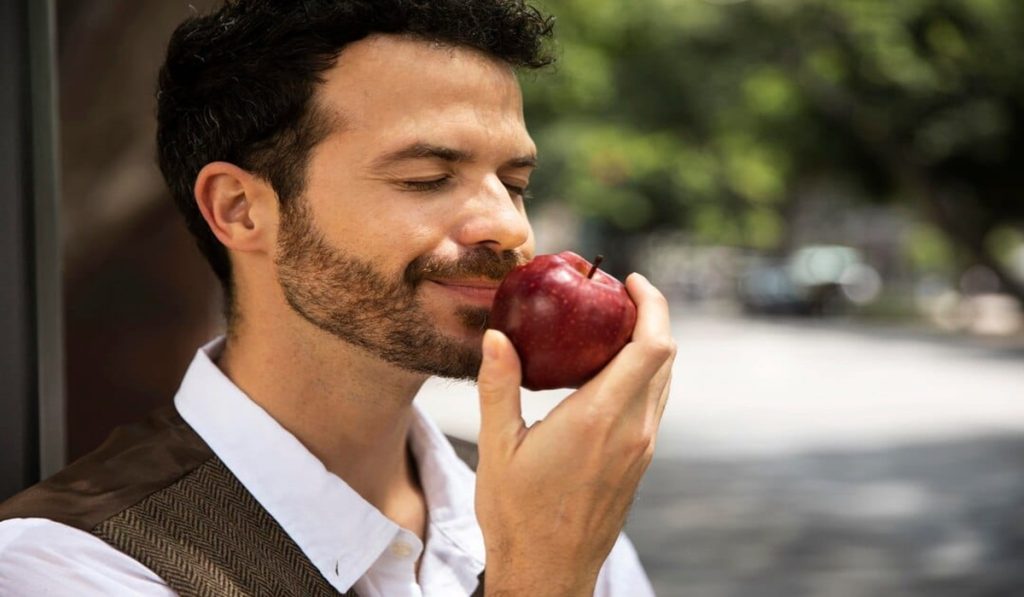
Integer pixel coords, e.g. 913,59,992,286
427,279,501,304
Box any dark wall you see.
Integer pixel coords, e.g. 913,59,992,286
0,0,40,499
58,0,221,459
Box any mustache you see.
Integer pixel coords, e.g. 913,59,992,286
405,248,528,285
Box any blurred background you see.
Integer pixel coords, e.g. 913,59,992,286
5,0,1024,595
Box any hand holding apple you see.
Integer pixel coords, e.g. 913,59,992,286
488,251,638,391
475,273,675,595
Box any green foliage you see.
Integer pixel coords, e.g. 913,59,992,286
523,0,1024,270
986,226,1024,266
907,223,957,272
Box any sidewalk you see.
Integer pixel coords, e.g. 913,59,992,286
629,435,1024,596
418,314,1024,458
416,312,1024,595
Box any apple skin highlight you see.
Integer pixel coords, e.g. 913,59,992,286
489,251,638,391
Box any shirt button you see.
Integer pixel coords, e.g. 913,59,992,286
390,541,414,558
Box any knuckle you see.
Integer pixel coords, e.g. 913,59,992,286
580,405,615,433
642,440,656,464
639,281,668,305
627,430,655,460
652,290,670,310
642,338,676,362
478,375,511,400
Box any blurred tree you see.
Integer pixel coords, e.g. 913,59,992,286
525,0,1024,301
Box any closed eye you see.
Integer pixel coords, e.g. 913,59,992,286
400,177,451,192
505,183,530,201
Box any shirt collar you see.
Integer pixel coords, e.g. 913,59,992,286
407,404,486,592
409,401,486,561
173,337,485,593
174,337,396,593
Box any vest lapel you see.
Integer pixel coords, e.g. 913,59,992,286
94,456,345,596
1,406,485,596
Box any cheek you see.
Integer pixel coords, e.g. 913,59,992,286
312,193,439,260
303,169,463,268
347,217,451,277
376,202,463,259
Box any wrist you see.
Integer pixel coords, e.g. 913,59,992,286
484,558,599,597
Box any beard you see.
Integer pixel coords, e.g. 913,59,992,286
274,198,525,380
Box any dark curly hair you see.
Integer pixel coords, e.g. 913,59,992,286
156,0,555,312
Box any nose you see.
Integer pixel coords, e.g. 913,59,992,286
455,175,532,253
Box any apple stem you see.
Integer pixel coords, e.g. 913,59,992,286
587,255,604,279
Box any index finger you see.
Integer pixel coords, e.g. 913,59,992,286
625,273,672,343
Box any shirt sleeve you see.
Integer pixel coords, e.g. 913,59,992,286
594,532,656,596
0,518,178,596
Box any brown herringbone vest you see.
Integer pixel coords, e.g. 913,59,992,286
0,406,483,597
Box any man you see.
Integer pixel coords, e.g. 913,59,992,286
0,1,675,595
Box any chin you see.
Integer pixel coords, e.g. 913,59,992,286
412,334,483,381
446,325,487,350
427,302,489,337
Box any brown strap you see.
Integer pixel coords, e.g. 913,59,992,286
0,405,211,531
95,457,344,597
0,408,485,596
96,455,485,596
471,571,487,596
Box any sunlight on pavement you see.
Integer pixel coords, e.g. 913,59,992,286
417,313,1024,458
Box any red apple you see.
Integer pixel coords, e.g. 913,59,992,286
489,251,638,391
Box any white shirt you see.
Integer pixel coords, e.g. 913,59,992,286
0,338,654,596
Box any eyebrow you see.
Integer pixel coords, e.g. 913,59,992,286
371,142,537,171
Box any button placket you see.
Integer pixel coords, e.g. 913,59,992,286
389,541,414,558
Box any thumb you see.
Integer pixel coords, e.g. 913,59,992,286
477,329,524,449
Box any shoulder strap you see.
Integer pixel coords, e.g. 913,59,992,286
0,409,485,596
94,456,344,597
0,405,212,531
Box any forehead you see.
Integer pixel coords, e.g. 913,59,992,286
315,34,531,147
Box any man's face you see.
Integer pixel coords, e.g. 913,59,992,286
274,35,536,380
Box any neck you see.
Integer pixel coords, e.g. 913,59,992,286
217,312,428,510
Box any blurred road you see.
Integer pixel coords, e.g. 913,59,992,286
415,312,1024,596
418,312,1024,456
629,435,1024,597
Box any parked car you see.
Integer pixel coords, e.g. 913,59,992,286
738,245,882,316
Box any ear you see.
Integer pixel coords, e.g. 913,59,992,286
193,162,275,254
